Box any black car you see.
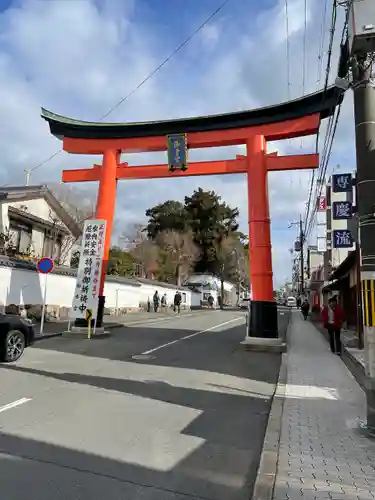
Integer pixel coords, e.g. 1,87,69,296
0,313,35,362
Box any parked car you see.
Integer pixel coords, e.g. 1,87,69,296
238,297,251,309
0,313,35,362
286,296,297,308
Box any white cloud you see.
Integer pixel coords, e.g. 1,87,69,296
0,0,353,286
199,23,221,49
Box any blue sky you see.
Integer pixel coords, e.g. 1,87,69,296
0,0,354,286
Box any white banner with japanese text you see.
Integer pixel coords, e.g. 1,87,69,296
71,220,106,319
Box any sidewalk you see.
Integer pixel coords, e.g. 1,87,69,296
274,312,375,500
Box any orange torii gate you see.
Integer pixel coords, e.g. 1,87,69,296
41,86,342,337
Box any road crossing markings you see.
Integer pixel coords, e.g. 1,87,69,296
141,316,244,355
0,397,31,414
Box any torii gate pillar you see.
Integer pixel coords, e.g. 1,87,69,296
246,135,278,338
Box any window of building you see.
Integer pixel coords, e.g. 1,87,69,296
8,221,32,254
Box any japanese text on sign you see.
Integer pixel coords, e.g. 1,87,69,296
167,134,187,171
333,229,353,248
332,173,352,193
71,220,106,320
332,201,352,220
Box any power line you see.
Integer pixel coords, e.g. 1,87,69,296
303,0,338,236
302,0,308,96
284,0,291,100
305,0,353,240
20,0,232,181
316,0,329,89
305,2,352,238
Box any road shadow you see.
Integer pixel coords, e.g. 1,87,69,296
0,428,256,500
0,364,276,500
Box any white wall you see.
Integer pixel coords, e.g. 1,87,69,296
185,273,235,292
10,199,50,220
0,266,200,312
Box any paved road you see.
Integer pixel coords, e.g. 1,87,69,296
0,310,287,500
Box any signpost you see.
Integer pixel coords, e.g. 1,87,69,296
86,309,93,338
71,220,106,330
36,257,54,336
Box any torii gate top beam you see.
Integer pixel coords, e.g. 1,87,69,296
41,86,343,154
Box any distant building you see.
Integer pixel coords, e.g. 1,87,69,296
183,273,241,306
306,172,358,318
0,185,81,266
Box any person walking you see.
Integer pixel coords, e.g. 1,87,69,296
321,296,344,355
153,291,160,313
301,299,310,320
173,290,182,314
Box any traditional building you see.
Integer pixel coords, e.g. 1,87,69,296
0,185,81,266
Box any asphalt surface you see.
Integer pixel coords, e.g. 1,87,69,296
0,309,288,500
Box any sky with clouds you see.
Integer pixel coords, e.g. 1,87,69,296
0,0,355,286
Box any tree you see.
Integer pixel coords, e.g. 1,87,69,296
107,247,135,276
184,188,239,274
213,235,238,306
145,200,187,239
156,230,200,286
48,183,95,266
144,188,242,276
123,223,160,278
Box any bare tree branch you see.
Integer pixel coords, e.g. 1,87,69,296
48,184,95,265
157,230,200,286
120,224,159,278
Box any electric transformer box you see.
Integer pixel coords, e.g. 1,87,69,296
348,0,375,55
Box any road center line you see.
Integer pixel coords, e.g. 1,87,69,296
141,316,243,355
0,397,31,414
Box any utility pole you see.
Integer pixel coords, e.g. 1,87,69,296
289,216,305,297
299,216,305,297
352,54,375,433
24,169,31,186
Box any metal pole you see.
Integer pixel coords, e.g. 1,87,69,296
39,274,48,336
354,174,364,349
25,169,31,186
300,216,304,297
352,54,375,432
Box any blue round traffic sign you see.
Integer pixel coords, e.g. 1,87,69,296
37,257,54,274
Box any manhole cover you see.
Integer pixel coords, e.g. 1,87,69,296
131,354,156,361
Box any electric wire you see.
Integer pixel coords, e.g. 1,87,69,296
302,0,308,96
285,0,292,100
302,0,330,229
303,0,338,237
19,0,233,181
305,0,352,240
316,0,329,89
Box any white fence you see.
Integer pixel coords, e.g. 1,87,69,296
0,264,201,316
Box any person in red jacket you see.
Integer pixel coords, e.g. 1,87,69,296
321,296,344,355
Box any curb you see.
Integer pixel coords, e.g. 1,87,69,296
342,346,366,392
33,309,216,340
251,320,290,500
34,332,63,341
